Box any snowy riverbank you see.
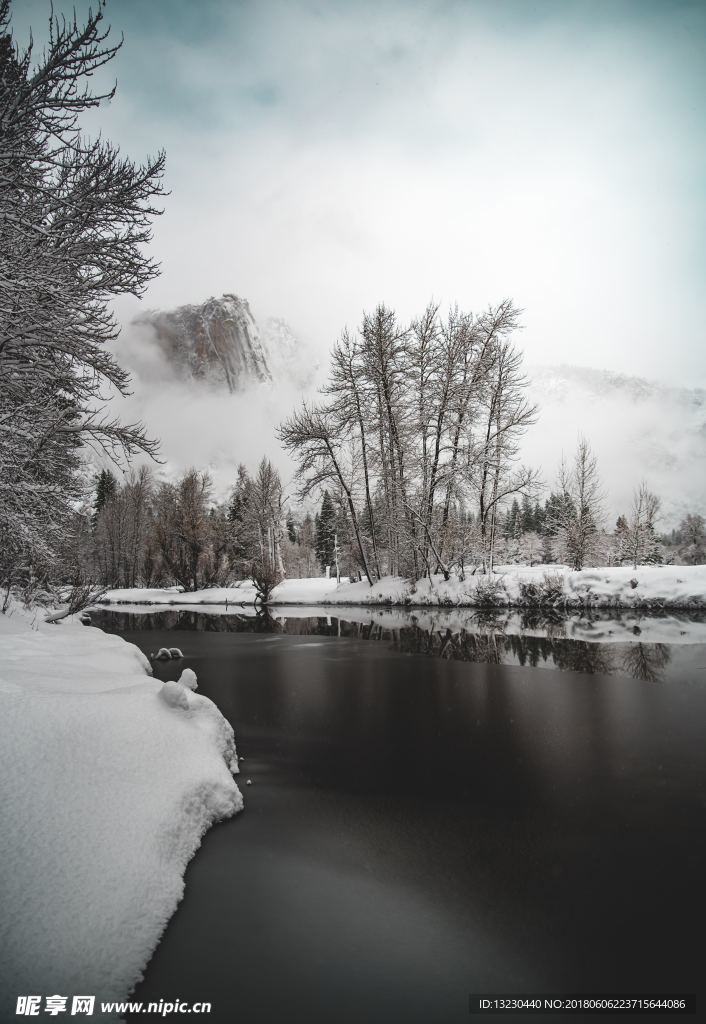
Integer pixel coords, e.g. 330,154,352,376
100,564,706,611
0,604,242,1019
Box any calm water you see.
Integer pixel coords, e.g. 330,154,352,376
91,609,706,1024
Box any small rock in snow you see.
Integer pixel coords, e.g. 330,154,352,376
246,779,252,786
153,648,173,661
169,647,184,658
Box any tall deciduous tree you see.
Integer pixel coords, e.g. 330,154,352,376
552,437,604,570
281,299,538,581
624,482,661,568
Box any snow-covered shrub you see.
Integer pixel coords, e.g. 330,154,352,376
541,572,565,603
251,559,284,605
518,580,542,604
472,576,506,606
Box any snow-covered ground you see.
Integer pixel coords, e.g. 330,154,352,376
100,564,706,611
0,603,242,1019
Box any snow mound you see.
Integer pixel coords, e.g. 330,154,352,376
0,604,242,1018
160,679,191,709
178,667,198,690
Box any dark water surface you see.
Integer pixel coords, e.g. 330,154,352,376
92,610,706,1024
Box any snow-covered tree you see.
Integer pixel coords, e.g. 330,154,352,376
0,1,165,594
624,482,661,568
676,513,705,565
551,437,604,570
315,490,336,572
152,471,228,591
281,299,538,582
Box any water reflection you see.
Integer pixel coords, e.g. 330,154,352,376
621,642,671,682
84,605,706,685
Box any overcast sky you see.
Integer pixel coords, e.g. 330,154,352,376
14,0,706,385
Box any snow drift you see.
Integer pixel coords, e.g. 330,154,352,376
0,606,242,1018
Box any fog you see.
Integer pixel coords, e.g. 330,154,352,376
110,322,704,528
16,0,706,389
109,322,307,499
12,0,705,517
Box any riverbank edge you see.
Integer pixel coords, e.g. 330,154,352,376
96,596,706,611
0,603,243,1016
97,567,706,614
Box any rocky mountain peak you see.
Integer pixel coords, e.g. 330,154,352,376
134,293,272,393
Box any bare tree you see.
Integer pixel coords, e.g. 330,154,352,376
552,436,605,570
471,335,539,571
624,482,661,568
281,299,538,583
247,458,286,577
278,402,375,584
152,471,228,591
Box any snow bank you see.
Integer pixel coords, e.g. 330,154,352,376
99,564,706,611
101,576,343,606
0,604,242,1018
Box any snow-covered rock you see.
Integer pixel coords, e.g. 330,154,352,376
177,667,198,691
160,679,192,709
0,604,242,1015
135,293,272,393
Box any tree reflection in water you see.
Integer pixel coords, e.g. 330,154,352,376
621,643,671,682
90,607,682,681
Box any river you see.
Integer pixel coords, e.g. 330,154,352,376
90,608,706,1024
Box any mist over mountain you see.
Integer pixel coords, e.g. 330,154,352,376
112,302,703,527
523,365,706,528
132,293,317,394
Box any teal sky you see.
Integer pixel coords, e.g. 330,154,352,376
11,0,706,384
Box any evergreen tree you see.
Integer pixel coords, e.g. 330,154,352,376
93,469,118,526
520,494,534,534
227,465,254,562
504,498,521,539
315,490,337,571
286,510,297,543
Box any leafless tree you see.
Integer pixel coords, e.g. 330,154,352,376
278,402,375,583
552,436,605,570
471,334,539,571
280,299,538,583
152,471,228,591
247,457,286,577
624,482,661,568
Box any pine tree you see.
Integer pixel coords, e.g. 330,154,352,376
315,491,336,571
520,494,534,534
227,465,255,562
93,469,118,526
